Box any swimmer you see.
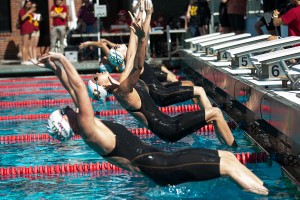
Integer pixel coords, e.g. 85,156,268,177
79,39,180,82
80,20,202,105
35,32,268,197
87,2,237,146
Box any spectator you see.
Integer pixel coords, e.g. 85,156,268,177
273,0,300,38
219,0,231,33
150,13,166,57
18,0,34,65
254,0,277,35
30,2,41,62
50,0,68,53
225,0,247,34
77,0,98,60
198,0,211,35
185,0,201,37
151,13,166,28
78,0,97,34
114,10,131,26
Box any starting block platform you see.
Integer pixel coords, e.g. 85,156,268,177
179,34,300,174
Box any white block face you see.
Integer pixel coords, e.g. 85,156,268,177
219,51,229,60
238,56,251,68
268,63,286,79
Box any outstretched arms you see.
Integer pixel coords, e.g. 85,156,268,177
135,1,152,71
117,0,152,94
37,53,94,122
32,57,79,108
79,39,112,57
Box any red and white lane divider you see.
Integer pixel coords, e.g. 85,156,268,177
0,74,114,83
0,105,203,121
0,71,183,84
0,96,117,107
0,90,68,97
0,124,224,144
0,151,268,179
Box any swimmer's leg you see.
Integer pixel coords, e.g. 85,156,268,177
161,65,178,82
218,150,268,195
181,80,199,104
205,107,236,146
193,86,213,109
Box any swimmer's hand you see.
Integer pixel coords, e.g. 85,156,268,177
38,52,64,62
145,0,153,15
128,11,142,26
79,41,90,49
130,21,145,40
32,56,57,71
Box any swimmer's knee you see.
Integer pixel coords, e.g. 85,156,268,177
182,80,194,87
208,107,223,120
194,86,206,96
219,150,236,160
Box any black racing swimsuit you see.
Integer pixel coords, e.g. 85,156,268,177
127,85,207,142
139,62,194,107
101,120,220,186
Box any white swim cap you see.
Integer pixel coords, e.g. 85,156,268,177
47,110,74,141
108,48,125,72
87,79,108,101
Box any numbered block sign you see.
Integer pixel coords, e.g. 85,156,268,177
268,64,286,79
218,51,229,60
94,5,107,17
206,48,216,55
238,56,251,68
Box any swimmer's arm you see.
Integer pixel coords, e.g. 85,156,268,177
118,11,141,83
101,39,117,48
79,41,110,57
132,0,140,13
118,20,147,93
52,62,79,108
118,1,144,83
33,57,79,107
58,54,95,121
134,1,152,71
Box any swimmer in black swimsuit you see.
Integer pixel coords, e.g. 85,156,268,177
35,8,268,194
80,19,204,106
87,4,237,146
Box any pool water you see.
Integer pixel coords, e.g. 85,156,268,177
0,75,299,199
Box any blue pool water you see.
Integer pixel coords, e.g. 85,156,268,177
0,76,299,199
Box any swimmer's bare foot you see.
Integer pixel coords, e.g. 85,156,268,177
246,186,269,196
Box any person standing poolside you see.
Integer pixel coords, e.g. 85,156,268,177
34,22,268,197
30,2,41,63
197,0,211,36
50,0,68,53
87,2,237,146
219,0,231,33
224,0,247,34
273,0,300,39
254,0,277,36
77,0,98,60
18,0,35,65
185,0,202,37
